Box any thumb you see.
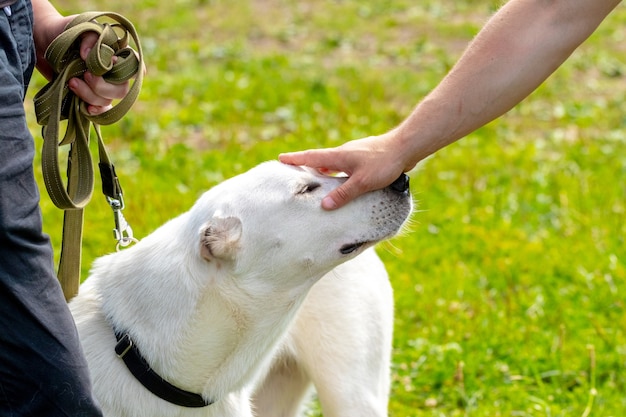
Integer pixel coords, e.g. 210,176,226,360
321,178,362,210
79,32,99,60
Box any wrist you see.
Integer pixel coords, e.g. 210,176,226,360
33,10,75,79
386,123,435,172
390,94,465,169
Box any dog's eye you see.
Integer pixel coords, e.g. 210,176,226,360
298,182,321,194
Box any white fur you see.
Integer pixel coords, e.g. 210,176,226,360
70,161,412,417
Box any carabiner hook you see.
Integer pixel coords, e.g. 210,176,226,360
107,195,137,250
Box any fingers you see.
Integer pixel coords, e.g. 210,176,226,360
279,149,340,171
280,135,409,210
68,74,129,115
280,149,361,209
280,146,369,210
68,32,132,115
278,151,306,165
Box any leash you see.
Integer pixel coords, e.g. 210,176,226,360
34,12,144,301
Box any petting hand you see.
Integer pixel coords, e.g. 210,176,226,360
279,133,412,210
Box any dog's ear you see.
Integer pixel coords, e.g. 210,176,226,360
200,216,242,261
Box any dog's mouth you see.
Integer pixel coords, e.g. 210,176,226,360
339,241,369,255
340,229,401,255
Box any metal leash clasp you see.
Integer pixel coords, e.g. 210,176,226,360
107,194,137,250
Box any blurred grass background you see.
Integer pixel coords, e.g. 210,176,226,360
26,0,625,415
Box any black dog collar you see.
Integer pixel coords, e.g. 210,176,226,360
114,331,213,408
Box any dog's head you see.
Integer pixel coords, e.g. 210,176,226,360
191,161,412,291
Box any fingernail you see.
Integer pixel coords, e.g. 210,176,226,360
322,196,337,210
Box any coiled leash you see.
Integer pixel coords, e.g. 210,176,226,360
34,12,144,301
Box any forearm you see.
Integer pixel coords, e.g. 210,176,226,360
396,0,621,167
31,0,74,79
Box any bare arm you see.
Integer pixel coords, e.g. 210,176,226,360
395,0,621,165
280,0,622,209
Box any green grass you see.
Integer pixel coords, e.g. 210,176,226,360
26,0,626,415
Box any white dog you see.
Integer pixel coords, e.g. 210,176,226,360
70,161,412,417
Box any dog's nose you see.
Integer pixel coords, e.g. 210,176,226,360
388,173,410,195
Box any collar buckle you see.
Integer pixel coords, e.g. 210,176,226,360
114,333,133,358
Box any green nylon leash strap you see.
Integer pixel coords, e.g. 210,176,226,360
34,11,143,301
